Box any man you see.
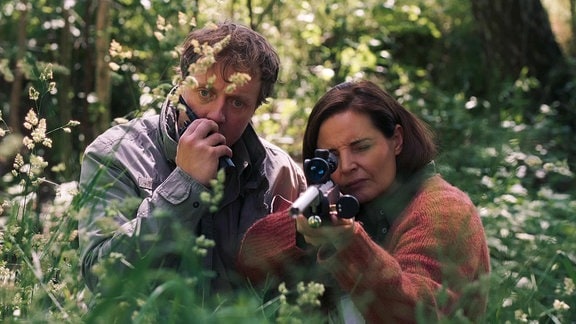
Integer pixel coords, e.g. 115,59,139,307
79,22,306,293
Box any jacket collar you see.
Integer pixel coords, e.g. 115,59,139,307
159,92,179,163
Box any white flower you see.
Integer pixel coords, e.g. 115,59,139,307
564,277,575,295
553,299,570,311
514,309,527,322
24,109,39,129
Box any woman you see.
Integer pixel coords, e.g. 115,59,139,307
237,80,490,323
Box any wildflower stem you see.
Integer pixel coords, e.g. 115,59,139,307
11,241,69,319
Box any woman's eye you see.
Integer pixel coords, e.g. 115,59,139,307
352,143,371,153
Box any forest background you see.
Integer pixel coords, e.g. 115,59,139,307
0,0,575,322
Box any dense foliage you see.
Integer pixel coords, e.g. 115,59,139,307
1,0,575,322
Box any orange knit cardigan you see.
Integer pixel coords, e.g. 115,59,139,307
237,174,491,323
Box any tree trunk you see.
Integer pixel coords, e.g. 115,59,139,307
53,4,74,178
8,0,29,134
78,1,96,146
471,0,576,185
471,0,564,84
94,0,112,135
471,0,575,126
571,0,576,55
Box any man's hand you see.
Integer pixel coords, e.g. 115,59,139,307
175,118,232,186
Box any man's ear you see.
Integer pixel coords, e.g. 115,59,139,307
393,124,403,155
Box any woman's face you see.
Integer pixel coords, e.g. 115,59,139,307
317,109,403,204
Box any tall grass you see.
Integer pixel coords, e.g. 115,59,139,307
0,63,85,322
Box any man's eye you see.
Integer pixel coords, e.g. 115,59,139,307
198,89,211,99
231,99,245,109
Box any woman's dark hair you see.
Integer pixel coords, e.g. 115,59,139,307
180,22,280,106
303,80,437,177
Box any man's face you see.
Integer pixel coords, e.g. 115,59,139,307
180,63,261,146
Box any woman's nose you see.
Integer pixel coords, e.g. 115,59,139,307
337,151,357,174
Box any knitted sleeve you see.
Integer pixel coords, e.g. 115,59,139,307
236,198,307,285
320,177,490,323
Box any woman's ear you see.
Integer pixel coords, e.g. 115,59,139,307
393,124,403,155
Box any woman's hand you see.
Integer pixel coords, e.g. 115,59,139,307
295,213,356,250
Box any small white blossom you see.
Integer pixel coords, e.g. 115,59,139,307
31,118,49,146
553,299,570,311
23,136,34,149
564,277,575,295
42,138,52,148
154,31,165,41
516,276,533,289
41,63,53,80
514,309,528,322
13,153,24,170
29,86,40,101
30,154,48,175
502,297,513,307
109,62,120,71
109,39,123,57
24,109,39,129
48,81,57,94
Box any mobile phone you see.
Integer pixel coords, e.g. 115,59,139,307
178,96,235,169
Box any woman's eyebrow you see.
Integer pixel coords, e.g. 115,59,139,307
324,137,372,152
350,137,373,146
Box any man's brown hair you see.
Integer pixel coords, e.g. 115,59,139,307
180,22,280,106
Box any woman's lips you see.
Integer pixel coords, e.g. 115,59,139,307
342,178,367,193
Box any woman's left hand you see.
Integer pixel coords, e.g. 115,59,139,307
295,213,356,249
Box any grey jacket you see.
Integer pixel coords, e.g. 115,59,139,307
78,95,306,292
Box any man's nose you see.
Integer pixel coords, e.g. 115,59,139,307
206,97,226,124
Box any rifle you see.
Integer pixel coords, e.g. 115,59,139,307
290,149,359,227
